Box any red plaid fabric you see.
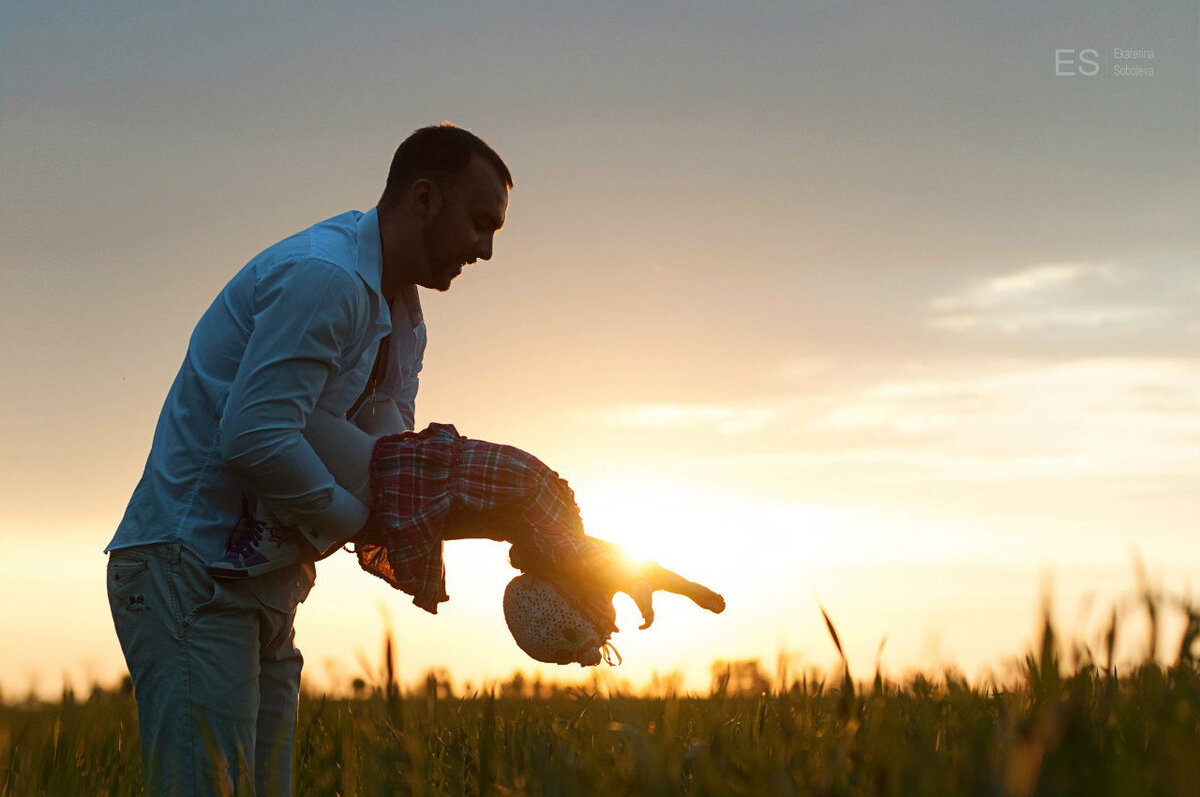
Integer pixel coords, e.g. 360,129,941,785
357,423,616,627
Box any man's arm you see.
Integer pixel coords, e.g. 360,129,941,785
219,261,371,544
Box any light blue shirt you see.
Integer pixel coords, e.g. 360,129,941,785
107,208,425,606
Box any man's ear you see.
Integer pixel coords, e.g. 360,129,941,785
410,178,441,219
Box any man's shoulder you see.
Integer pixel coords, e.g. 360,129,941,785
234,214,372,316
306,210,367,270
219,210,381,330
253,211,365,275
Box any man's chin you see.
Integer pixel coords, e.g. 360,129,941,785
415,270,457,292
437,266,462,291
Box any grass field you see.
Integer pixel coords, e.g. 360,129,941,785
3,607,1199,796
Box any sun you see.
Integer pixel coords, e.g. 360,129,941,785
571,475,855,606
571,474,936,607
575,478,731,578
580,473,883,562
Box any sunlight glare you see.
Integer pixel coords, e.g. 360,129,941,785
575,477,883,593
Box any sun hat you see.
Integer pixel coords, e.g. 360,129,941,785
503,573,619,666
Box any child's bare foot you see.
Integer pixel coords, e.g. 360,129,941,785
624,565,725,629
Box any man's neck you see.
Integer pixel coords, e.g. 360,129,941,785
381,268,399,304
396,283,422,324
377,207,407,302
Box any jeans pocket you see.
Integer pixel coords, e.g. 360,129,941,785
168,547,222,637
108,553,150,597
107,550,172,629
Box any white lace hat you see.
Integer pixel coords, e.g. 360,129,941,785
503,574,617,666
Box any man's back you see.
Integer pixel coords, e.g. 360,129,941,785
106,209,415,571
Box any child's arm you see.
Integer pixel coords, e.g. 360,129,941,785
352,398,408,439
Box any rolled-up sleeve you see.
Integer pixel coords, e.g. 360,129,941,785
219,260,371,540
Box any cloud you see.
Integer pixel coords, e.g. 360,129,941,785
579,403,777,434
773,356,837,384
928,306,1162,334
685,358,1200,482
927,261,1187,335
932,263,1110,311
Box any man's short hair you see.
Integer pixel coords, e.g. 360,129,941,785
379,123,513,208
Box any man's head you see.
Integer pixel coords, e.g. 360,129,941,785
377,123,513,293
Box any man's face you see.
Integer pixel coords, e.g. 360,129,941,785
417,155,509,292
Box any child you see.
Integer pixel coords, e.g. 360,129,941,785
211,411,724,663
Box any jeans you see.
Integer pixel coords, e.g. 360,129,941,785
107,543,303,796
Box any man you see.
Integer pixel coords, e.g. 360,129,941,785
105,123,512,796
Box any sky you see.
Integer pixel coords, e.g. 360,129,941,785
1,1,1198,699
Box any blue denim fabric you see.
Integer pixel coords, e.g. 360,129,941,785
107,543,302,796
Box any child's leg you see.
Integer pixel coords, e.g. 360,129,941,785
303,407,374,505
212,409,377,578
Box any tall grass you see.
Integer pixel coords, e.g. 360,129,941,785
4,594,1199,796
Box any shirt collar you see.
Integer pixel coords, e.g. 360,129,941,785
355,207,391,329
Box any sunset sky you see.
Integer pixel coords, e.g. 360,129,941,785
2,1,1198,699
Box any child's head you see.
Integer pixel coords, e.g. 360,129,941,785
503,574,616,666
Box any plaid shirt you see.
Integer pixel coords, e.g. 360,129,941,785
357,423,616,629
